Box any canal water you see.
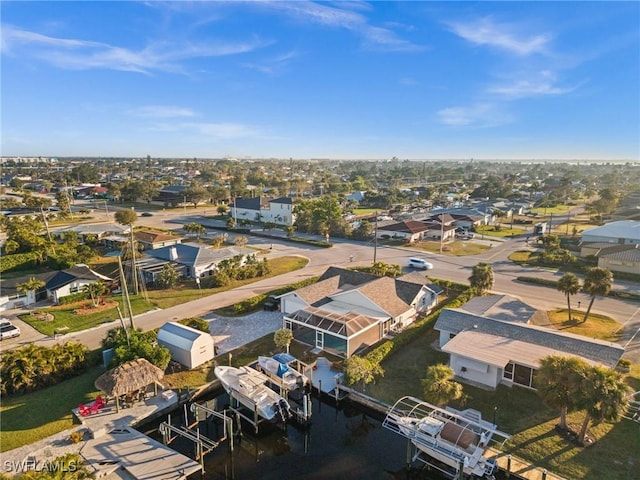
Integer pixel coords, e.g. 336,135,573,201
140,390,513,480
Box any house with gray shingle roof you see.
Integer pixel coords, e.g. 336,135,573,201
434,295,624,390
142,243,256,279
280,267,441,358
230,196,295,226
44,264,113,305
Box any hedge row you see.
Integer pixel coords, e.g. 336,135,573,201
59,292,90,305
227,276,321,316
0,252,38,273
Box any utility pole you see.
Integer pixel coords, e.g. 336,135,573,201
373,213,378,264
129,222,139,296
439,214,444,255
183,195,187,215
118,256,135,329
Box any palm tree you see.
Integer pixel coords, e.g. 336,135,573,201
556,273,581,322
535,355,588,431
582,267,613,323
577,366,629,445
16,277,46,306
421,364,464,407
82,281,108,307
468,262,494,296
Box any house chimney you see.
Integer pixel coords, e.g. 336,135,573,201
169,246,178,261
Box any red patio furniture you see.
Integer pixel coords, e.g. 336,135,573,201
78,404,91,416
95,395,105,409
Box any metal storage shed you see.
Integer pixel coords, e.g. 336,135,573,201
157,322,214,369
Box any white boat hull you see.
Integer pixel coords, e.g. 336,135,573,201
215,366,290,422
257,356,308,391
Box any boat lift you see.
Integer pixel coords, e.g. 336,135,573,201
159,402,235,473
382,396,510,480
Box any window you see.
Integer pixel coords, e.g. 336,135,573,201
503,362,514,380
69,285,80,294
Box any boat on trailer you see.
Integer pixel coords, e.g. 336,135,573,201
382,396,510,479
214,365,291,423
257,356,309,391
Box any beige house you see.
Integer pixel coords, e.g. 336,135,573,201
279,267,442,358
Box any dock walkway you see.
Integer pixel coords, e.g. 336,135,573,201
1,391,201,480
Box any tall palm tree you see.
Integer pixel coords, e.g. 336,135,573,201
556,273,581,322
535,355,588,431
581,267,613,323
577,366,629,445
469,262,494,296
421,364,464,407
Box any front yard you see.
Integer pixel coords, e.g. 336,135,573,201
20,256,308,335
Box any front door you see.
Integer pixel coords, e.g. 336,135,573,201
315,330,324,350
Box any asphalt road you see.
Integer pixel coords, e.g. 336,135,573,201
2,217,639,362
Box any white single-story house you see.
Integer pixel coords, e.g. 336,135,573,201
597,245,640,275
434,295,624,390
230,196,295,226
45,264,113,305
581,220,640,245
157,322,215,369
141,243,256,279
280,267,442,358
52,223,130,243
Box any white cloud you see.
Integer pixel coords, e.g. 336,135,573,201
437,103,512,127
242,49,301,75
447,17,552,56
262,1,425,52
129,106,198,118
488,70,579,99
148,121,265,140
1,24,268,74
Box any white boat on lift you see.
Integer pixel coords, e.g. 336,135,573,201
214,365,291,423
383,396,510,479
257,356,309,391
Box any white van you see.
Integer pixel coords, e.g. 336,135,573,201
408,257,433,270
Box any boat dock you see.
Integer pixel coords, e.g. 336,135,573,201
2,390,201,480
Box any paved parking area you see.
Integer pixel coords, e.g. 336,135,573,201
203,310,283,354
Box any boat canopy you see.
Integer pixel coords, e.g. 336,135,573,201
276,362,289,378
273,353,296,364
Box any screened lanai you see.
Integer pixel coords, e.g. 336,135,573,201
284,306,385,358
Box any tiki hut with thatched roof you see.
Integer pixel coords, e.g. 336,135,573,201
95,358,165,412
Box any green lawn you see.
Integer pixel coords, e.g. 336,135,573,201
475,224,528,238
353,208,380,216
21,256,309,335
546,309,622,341
0,366,103,452
410,241,490,256
530,205,574,215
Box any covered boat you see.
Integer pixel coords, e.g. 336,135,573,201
257,356,309,391
214,365,291,423
383,396,510,479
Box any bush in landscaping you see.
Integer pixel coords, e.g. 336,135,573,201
106,328,171,370
59,291,91,305
0,252,38,272
0,343,88,397
179,317,210,333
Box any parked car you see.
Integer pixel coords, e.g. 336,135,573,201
456,232,475,240
263,295,281,311
0,320,20,340
141,212,154,217
407,257,434,270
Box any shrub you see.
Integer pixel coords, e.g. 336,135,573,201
179,317,210,333
69,430,85,444
0,252,38,272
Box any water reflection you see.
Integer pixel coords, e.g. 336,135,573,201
146,391,475,480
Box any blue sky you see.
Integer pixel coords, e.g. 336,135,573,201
2,1,639,160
